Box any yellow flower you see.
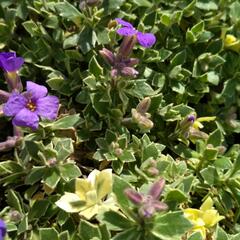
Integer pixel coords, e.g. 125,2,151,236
192,116,216,130
224,34,240,53
56,169,117,219
183,197,224,239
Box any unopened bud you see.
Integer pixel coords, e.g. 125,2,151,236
148,178,165,199
99,48,115,66
118,35,137,58
147,167,159,176
124,58,139,67
136,97,151,114
114,147,123,157
48,158,57,167
86,0,100,6
9,210,22,222
124,188,143,205
120,66,138,78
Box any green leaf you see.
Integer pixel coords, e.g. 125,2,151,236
0,161,23,176
196,0,218,10
22,20,40,36
54,1,83,26
229,1,240,24
112,175,132,211
51,114,80,130
39,228,59,240
132,0,152,7
89,56,103,77
79,220,101,240
215,226,229,240
102,0,125,13
207,129,222,147
18,215,28,234
55,138,74,161
200,166,219,185
79,27,97,54
29,200,50,220
59,163,81,181
43,168,61,189
97,210,135,231
152,211,192,240
25,166,46,185
7,190,23,213
112,227,141,240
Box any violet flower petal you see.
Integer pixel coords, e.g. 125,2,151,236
13,108,39,130
26,81,48,100
36,96,59,120
137,32,156,48
117,27,137,36
1,57,24,72
115,18,134,28
0,52,16,68
0,219,6,239
3,92,26,116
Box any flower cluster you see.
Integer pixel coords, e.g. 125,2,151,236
183,197,224,238
124,178,168,218
100,18,156,79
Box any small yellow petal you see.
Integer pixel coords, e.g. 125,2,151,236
79,204,99,220
200,197,213,211
75,178,92,199
197,116,216,122
94,169,112,200
225,34,237,46
193,121,204,129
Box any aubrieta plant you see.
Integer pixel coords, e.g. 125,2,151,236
1,0,240,240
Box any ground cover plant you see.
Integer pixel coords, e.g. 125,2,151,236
0,0,240,239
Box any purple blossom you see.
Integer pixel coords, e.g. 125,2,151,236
124,178,168,218
0,219,6,240
0,52,24,72
3,81,59,130
115,18,156,48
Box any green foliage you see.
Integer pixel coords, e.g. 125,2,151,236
1,0,240,239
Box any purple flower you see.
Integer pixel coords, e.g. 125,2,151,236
115,18,156,48
0,52,24,72
124,178,168,218
0,219,6,240
3,81,59,130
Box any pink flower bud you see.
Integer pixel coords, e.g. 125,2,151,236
148,178,165,200
124,188,143,205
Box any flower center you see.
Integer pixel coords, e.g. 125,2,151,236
26,101,36,112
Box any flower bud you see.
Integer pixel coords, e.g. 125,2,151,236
86,0,101,6
136,97,151,114
148,178,165,199
99,48,115,66
118,35,137,58
120,66,138,78
114,147,123,157
124,188,143,205
147,167,159,176
9,210,22,222
124,58,139,67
